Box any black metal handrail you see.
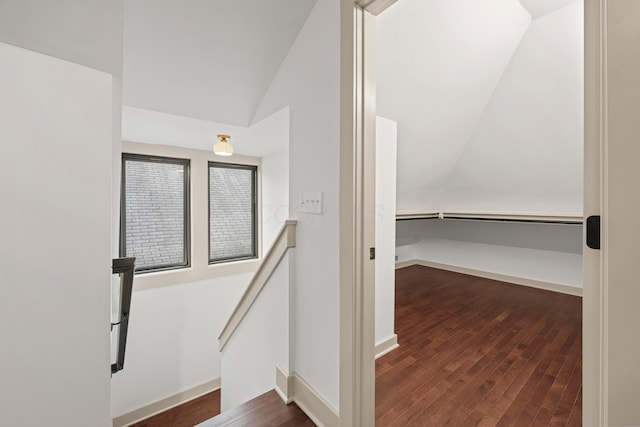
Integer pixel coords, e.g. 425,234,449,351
111,257,135,374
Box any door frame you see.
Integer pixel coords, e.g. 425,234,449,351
583,1,606,424
339,0,606,425
339,2,377,425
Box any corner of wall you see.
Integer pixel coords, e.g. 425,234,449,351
275,368,339,427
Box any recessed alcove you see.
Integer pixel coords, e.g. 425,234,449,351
376,0,584,291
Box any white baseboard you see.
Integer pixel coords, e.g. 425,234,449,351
274,368,339,427
395,259,420,270
396,259,582,297
112,378,221,427
275,365,294,404
375,334,399,359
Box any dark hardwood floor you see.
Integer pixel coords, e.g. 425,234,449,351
197,391,315,427
130,390,312,427
376,265,582,426
131,264,582,426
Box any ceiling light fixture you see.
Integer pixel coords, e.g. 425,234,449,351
213,134,233,156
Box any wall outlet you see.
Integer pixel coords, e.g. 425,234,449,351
299,191,323,214
395,255,399,261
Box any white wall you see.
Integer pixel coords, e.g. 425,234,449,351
220,254,291,411
252,0,341,408
398,219,583,254
414,239,582,288
260,111,290,250
262,149,290,252
110,273,250,417
377,0,531,210
0,42,113,427
438,1,583,212
397,219,583,288
375,117,397,347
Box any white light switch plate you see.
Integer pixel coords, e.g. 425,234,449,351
299,191,323,214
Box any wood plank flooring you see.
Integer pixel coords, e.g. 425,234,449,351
376,265,582,426
131,264,582,426
195,391,314,427
130,390,312,427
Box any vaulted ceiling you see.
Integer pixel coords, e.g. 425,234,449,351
519,0,578,18
121,0,583,208
123,0,315,127
378,0,583,213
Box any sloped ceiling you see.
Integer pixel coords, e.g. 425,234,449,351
378,0,582,212
123,0,315,127
438,1,583,213
0,0,123,76
519,0,578,18
377,0,531,209
122,105,289,157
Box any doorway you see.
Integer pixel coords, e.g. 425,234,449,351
341,0,613,425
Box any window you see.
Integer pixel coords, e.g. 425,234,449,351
121,154,190,272
209,162,257,263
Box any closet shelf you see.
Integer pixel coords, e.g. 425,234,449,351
395,210,439,220
396,210,583,224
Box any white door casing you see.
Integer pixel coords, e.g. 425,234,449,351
599,1,640,425
583,0,604,425
339,2,376,426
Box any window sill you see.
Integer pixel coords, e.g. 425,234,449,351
131,258,261,291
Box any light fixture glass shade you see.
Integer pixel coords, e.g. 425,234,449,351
214,134,233,156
